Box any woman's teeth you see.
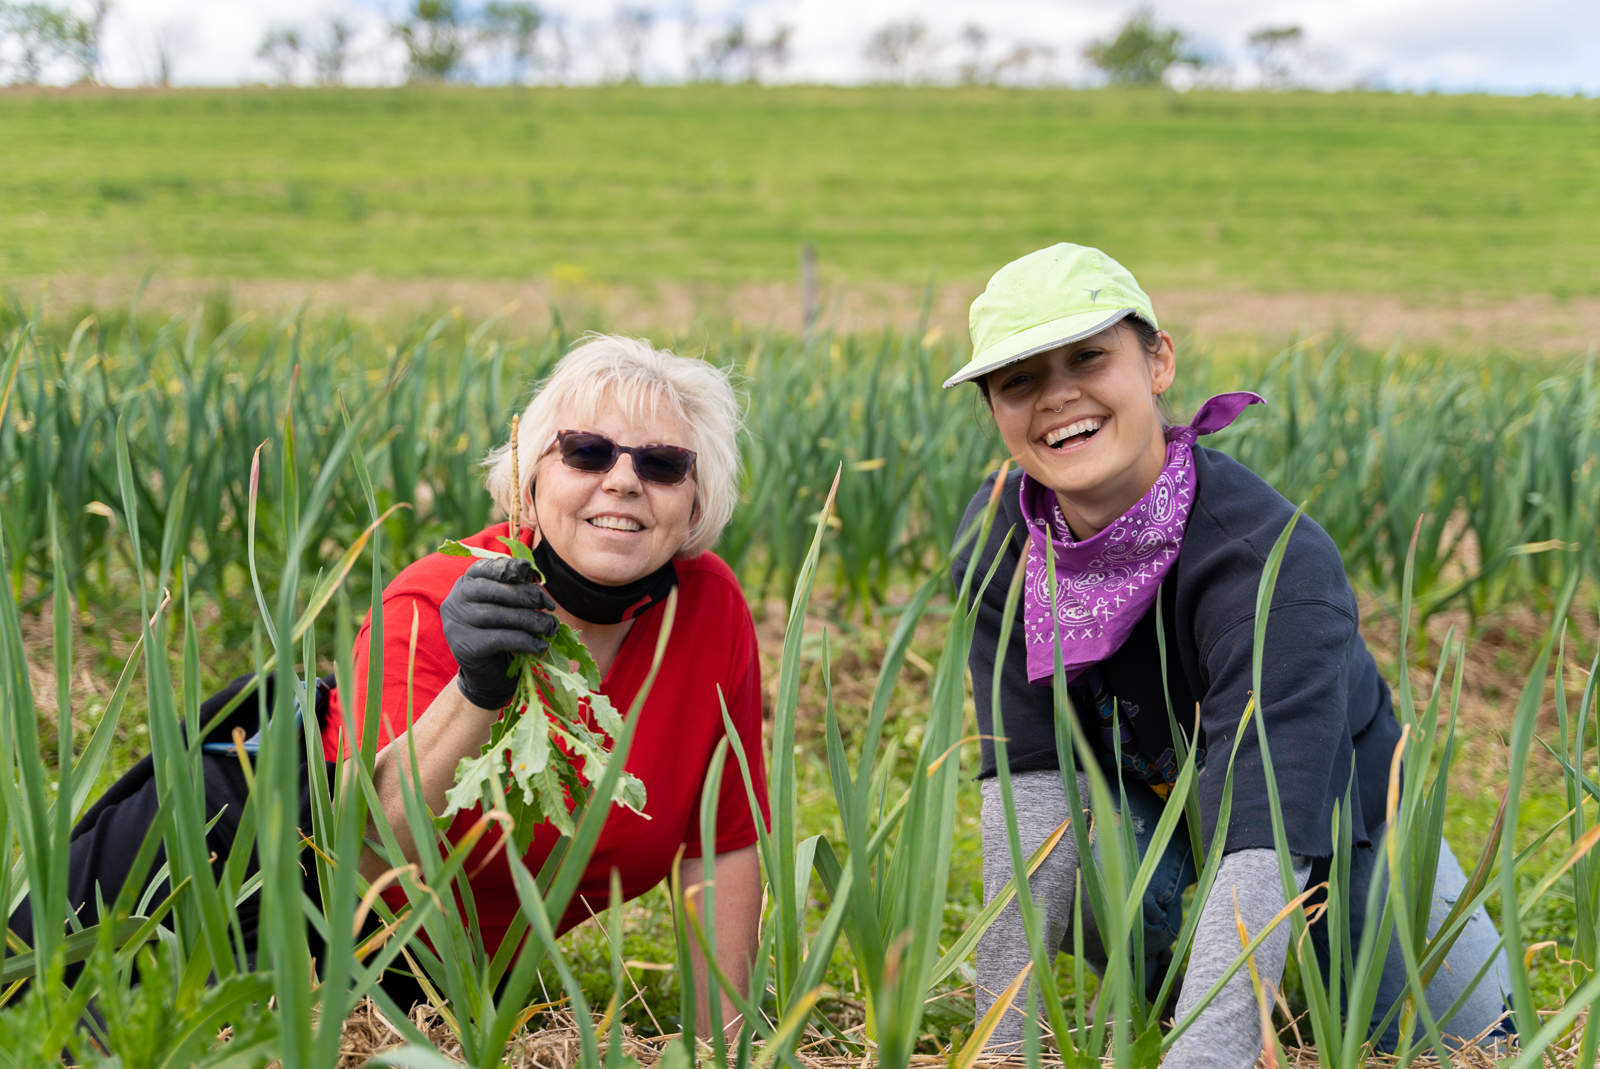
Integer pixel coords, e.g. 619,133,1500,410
1044,418,1104,447
588,516,643,532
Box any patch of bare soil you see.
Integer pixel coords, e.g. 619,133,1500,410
1156,290,1600,354
13,274,1600,352
17,589,120,724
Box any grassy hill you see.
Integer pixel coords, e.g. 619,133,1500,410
2,85,1597,297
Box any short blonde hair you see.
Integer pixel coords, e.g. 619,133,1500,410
484,334,743,558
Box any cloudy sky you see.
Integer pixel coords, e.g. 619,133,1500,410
62,0,1600,94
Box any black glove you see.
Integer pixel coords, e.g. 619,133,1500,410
440,557,560,710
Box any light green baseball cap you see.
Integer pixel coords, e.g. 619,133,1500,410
943,243,1158,388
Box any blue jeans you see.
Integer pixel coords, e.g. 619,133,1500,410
1306,828,1513,1049
1077,772,1198,996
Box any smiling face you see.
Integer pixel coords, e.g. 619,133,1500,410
530,399,698,587
984,320,1176,539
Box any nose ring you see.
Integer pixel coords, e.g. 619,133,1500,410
1053,402,1066,413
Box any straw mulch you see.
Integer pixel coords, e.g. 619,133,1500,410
336,999,669,1069
335,999,1586,1069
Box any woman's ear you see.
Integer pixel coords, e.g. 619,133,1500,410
1150,330,1177,396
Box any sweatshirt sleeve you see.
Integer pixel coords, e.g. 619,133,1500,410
1183,505,1361,859
1168,849,1313,1069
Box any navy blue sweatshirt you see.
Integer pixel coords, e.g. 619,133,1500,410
953,447,1399,858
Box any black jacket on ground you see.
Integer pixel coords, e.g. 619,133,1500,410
953,447,1399,858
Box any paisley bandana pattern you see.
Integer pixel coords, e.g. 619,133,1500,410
1019,391,1263,684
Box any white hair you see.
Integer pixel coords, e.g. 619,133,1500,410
483,334,743,559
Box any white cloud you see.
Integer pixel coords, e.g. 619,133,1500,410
37,0,1600,93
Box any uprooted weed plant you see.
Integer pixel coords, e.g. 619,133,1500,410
0,306,1597,1067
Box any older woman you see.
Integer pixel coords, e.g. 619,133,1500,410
21,334,766,1032
321,334,768,1029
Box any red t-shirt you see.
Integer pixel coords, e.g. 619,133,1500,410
320,522,769,953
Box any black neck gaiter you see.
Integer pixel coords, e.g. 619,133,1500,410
532,537,678,625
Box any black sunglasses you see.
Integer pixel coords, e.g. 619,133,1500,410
554,430,698,486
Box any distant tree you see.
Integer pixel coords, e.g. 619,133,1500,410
394,0,465,82
863,17,935,85
1083,7,1199,86
63,0,108,83
679,3,700,78
696,18,787,83
258,25,304,84
544,15,571,82
612,6,653,83
751,23,790,83
481,1,540,84
994,42,1057,87
2,1,73,83
146,18,189,85
1246,24,1303,88
957,23,988,85
258,14,354,88
698,19,745,81
313,15,356,86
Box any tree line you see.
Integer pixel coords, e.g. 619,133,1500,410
870,9,1333,89
369,0,796,86
0,0,1335,91
371,2,1329,89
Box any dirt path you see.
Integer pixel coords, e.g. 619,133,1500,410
12,274,1600,352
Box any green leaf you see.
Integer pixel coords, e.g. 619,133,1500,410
438,748,501,829
497,534,538,563
544,657,622,735
506,708,553,796
534,760,576,838
1130,1022,1162,1069
548,623,604,689
439,538,506,559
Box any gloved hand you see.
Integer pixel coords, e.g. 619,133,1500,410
440,558,560,710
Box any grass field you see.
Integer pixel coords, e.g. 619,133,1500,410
3,86,1599,298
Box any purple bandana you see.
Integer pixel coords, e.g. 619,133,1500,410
1019,391,1263,684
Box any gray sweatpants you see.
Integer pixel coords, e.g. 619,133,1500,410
977,770,1308,1067
977,771,1511,1067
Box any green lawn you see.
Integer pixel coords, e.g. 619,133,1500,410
2,86,1597,297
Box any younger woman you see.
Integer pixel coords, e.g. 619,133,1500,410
948,245,1510,1067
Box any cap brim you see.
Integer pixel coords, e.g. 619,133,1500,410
942,308,1140,388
